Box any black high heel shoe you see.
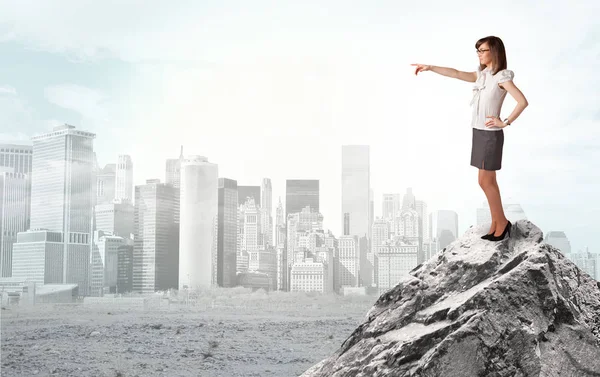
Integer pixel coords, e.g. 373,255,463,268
488,220,512,241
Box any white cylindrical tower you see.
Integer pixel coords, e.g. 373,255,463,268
179,155,218,290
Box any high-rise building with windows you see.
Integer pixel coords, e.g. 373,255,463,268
217,178,238,288
115,155,133,202
0,168,30,277
13,124,95,296
0,144,32,174
133,179,179,293
341,145,370,239
437,210,459,250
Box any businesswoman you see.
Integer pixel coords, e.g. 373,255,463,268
411,36,529,241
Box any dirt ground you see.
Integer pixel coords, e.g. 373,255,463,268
1,290,376,377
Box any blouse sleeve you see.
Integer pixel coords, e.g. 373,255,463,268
497,69,514,83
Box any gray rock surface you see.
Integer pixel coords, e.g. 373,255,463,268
301,220,600,377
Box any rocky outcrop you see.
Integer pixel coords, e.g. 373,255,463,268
301,220,600,377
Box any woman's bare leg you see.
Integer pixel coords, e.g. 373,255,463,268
479,163,508,236
479,166,496,234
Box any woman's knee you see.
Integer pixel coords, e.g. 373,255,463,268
479,175,493,188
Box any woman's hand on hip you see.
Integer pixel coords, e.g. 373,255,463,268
485,115,507,129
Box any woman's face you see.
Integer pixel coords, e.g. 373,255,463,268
477,42,492,66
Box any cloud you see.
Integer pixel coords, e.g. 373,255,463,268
44,84,110,131
0,87,36,135
0,131,31,144
0,85,16,95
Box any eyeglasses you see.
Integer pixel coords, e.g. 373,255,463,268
476,48,490,54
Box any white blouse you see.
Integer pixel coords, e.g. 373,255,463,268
470,66,514,131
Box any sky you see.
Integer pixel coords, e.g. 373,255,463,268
0,0,598,253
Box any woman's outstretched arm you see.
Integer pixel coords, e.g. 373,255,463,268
411,64,477,82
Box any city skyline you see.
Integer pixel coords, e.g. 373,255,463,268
1,136,595,257
0,1,598,254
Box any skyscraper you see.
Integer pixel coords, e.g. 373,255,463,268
369,188,374,240
545,231,571,255
165,146,184,189
217,178,238,288
115,154,133,202
437,210,459,250
0,168,30,277
179,156,218,290
415,200,429,264
0,144,33,277
341,145,370,239
0,143,33,174
286,180,319,217
13,124,95,295
133,179,179,293
261,178,273,246
94,200,134,238
96,163,116,205
382,194,401,221
401,187,416,211
275,197,285,247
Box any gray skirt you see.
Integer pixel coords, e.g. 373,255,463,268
470,128,504,171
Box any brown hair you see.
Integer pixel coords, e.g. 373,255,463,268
476,36,507,75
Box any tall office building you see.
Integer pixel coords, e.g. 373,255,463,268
179,156,218,290
0,144,33,277
133,179,179,293
337,235,359,291
90,231,127,296
382,194,401,221
117,238,134,293
275,198,286,291
261,178,273,246
337,145,372,291
401,187,416,212
275,197,285,247
545,231,571,255
415,200,428,264
115,155,133,202
13,124,95,295
94,200,134,238
437,210,459,250
286,180,319,217
238,185,261,207
369,188,374,240
0,143,33,174
0,168,30,277
396,208,420,241
217,178,238,288
415,201,429,241
165,146,184,189
371,219,390,251
241,197,261,252
341,145,370,239
96,164,116,205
